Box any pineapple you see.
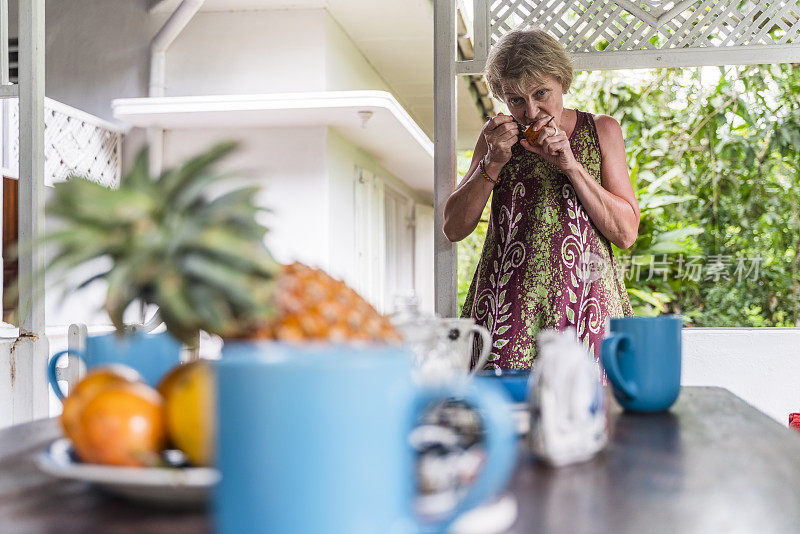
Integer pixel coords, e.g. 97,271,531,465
41,141,398,344
245,262,399,342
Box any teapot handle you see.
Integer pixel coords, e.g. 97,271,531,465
468,325,493,374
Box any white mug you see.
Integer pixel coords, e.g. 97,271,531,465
438,318,492,375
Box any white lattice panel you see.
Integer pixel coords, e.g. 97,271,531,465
459,0,800,71
3,98,122,187
6,99,18,176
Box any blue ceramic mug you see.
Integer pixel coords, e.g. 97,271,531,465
601,315,683,412
215,342,518,534
48,331,182,400
476,369,532,404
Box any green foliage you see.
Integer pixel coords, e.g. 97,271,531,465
41,142,279,343
457,65,800,326
456,152,491,312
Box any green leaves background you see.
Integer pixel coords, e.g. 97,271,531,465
458,64,800,326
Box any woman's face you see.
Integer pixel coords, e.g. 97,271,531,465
501,76,564,126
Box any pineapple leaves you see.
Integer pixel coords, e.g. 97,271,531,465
186,227,276,276
155,272,203,344
186,283,236,338
158,141,238,201
41,141,277,343
182,253,273,310
105,260,142,333
126,147,156,192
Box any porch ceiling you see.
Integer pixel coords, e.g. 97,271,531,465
150,0,487,151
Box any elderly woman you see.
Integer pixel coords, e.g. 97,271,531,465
444,28,637,370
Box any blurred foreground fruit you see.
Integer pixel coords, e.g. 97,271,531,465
159,360,215,466
60,365,142,451
245,262,400,343
72,382,166,467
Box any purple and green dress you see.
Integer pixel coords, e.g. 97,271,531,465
461,109,634,370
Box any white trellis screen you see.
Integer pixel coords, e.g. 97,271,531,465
2,98,123,188
458,0,800,74
434,0,800,316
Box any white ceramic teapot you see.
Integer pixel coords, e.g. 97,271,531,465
390,296,492,383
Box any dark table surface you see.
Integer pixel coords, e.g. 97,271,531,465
2,387,799,534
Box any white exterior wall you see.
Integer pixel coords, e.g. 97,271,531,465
325,130,359,287
682,329,800,424
324,13,394,93
10,0,152,124
326,128,433,310
162,127,330,269
162,9,327,95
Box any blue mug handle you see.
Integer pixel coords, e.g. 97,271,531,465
415,381,517,533
601,333,638,400
48,349,85,402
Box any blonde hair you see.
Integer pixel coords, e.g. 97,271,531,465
484,28,574,100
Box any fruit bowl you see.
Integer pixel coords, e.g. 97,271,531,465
35,438,219,508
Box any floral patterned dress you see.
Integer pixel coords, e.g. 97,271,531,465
461,109,633,370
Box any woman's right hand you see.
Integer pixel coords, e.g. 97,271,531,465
482,112,519,169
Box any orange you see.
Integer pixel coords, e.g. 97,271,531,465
60,365,141,448
157,361,189,399
73,382,166,467
159,360,215,466
523,123,545,145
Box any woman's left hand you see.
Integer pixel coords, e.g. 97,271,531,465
520,119,578,173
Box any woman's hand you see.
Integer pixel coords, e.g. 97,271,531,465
482,113,519,171
520,115,578,173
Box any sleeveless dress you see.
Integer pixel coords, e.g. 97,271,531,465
461,109,634,370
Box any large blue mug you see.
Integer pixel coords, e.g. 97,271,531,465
47,330,182,400
215,342,518,534
601,315,683,412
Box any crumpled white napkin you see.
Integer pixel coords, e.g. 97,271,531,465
528,327,608,467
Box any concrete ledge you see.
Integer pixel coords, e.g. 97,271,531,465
682,328,800,424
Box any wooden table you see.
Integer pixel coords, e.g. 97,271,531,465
2,387,799,533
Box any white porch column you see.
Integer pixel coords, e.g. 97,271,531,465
433,0,458,317
4,0,49,427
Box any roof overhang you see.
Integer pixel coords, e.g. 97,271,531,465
149,0,489,150
112,90,434,193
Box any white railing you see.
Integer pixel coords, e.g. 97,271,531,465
2,97,123,187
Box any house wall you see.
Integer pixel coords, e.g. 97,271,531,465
326,128,431,310
162,126,330,269
323,13,393,93
682,328,800,424
14,2,435,327
162,9,327,96
10,0,152,124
